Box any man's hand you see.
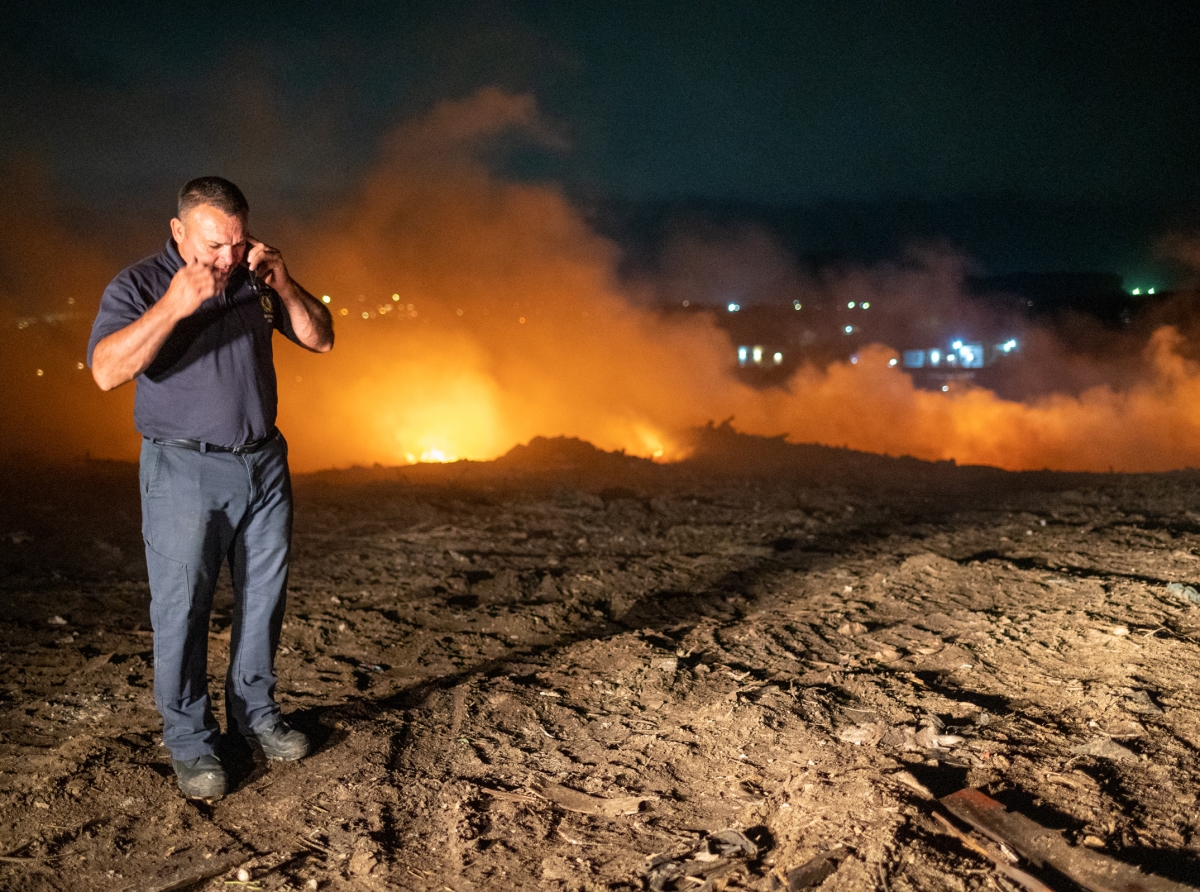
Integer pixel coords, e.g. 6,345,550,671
91,257,224,391
168,257,226,315
247,235,334,353
245,236,288,291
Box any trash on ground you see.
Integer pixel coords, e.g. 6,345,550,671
1069,737,1137,762
1122,689,1164,715
1166,582,1200,603
770,846,851,891
644,829,761,892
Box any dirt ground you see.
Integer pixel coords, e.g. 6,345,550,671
2,428,1200,892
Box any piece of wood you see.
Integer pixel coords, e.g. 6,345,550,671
941,788,1199,892
479,786,542,805
932,811,1054,892
532,781,654,817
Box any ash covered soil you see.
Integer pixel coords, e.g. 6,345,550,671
2,428,1200,891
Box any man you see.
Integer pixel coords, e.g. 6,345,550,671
88,177,334,799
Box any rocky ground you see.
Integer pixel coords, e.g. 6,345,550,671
2,428,1200,891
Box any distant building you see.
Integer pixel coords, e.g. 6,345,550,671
672,270,1170,393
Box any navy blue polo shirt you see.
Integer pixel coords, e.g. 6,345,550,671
88,239,303,447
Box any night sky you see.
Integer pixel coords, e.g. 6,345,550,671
3,0,1199,290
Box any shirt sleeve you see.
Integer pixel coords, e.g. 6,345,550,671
87,269,156,368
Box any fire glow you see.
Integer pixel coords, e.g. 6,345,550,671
3,88,1200,475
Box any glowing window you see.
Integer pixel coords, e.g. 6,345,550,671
957,343,984,368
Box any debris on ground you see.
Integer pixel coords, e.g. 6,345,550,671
941,787,1200,892
2,436,1200,889
643,829,762,891
1166,582,1200,603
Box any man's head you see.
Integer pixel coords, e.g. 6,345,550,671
178,176,248,220
171,177,249,284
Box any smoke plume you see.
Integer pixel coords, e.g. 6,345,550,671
3,88,1200,473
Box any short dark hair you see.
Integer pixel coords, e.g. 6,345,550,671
177,176,249,219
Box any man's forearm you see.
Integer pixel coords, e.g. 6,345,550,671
91,298,189,391
276,279,334,352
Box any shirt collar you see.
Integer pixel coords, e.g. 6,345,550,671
164,237,184,273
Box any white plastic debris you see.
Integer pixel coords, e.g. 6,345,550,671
1166,582,1200,603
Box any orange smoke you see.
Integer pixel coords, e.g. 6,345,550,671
0,161,139,463
274,88,743,470
4,89,1200,474
748,329,1200,472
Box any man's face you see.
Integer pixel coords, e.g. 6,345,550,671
170,204,247,286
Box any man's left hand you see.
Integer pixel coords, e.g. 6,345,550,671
245,236,289,291
244,235,334,353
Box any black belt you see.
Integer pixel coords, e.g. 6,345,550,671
150,428,278,455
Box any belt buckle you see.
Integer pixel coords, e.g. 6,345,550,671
233,429,273,454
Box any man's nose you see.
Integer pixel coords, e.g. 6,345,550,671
215,247,235,268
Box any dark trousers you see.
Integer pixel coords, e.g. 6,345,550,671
139,433,292,761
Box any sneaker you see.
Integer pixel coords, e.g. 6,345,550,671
172,754,228,799
247,720,310,762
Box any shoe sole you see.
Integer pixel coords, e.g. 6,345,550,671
260,744,310,761
241,734,309,758
264,751,307,762
176,777,227,799
244,737,309,762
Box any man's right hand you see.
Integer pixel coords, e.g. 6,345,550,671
91,259,224,391
165,258,225,316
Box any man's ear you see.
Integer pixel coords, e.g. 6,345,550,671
170,217,185,243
